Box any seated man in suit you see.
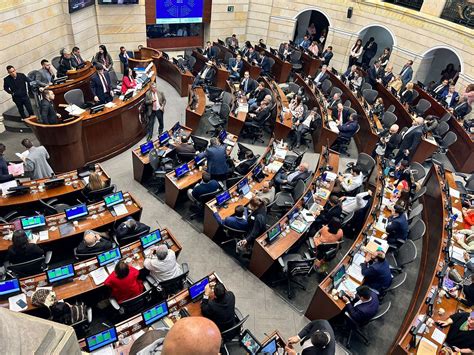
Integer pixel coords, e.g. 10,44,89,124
332,102,352,123
187,172,221,203
342,65,357,84
226,34,239,49
201,283,236,332
240,71,256,96
367,61,381,87
307,195,343,238
76,230,113,255
287,319,336,355
175,135,196,156
326,92,341,112
320,46,334,66
192,60,216,89
247,81,266,110
332,113,359,152
203,41,217,59
386,204,409,247
340,285,379,326
333,165,364,196
245,95,271,127
90,63,113,104
258,52,272,76
274,162,311,189
361,251,392,293
279,43,293,61
378,64,394,87
234,151,257,176
431,79,450,99
293,107,319,149
213,205,249,231
39,90,60,124
299,35,311,49
197,138,229,181
115,217,150,241
246,46,259,63
442,84,460,109
313,65,329,87
236,197,267,254
228,54,243,81
394,116,424,164
71,46,85,68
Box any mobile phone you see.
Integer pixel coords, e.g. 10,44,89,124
16,299,27,309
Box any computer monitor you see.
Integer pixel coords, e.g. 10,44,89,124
188,276,209,301
238,178,250,195
159,131,171,145
65,204,89,222
266,224,281,243
44,178,65,189
97,248,122,267
0,278,21,299
122,90,134,101
253,165,264,182
240,329,262,355
303,191,313,207
142,301,169,326
260,337,278,354
175,164,190,179
46,264,75,284
103,191,124,208
194,156,206,166
171,122,181,133
332,265,346,287
216,190,231,207
218,129,227,143
140,229,162,249
140,141,154,155
53,76,67,85
21,215,46,230
86,327,118,352
90,104,105,114
288,209,299,223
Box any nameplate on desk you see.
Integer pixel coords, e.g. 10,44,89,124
59,223,75,236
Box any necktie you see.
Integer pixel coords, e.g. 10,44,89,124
244,79,248,92
99,73,109,93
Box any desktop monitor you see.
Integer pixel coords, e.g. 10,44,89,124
0,278,21,299
21,215,46,230
65,204,89,222
175,164,190,179
253,165,263,180
140,229,162,249
237,178,250,195
97,248,122,267
288,209,299,223
159,131,171,145
122,90,134,101
86,327,118,352
140,141,154,155
303,191,313,207
90,104,105,114
171,122,181,133
44,178,65,189
142,301,169,326
103,191,124,208
240,329,262,355
332,265,346,287
216,190,231,207
188,276,209,301
266,224,281,243
53,76,68,85
46,264,75,284
194,156,206,166
218,129,227,143
260,337,278,354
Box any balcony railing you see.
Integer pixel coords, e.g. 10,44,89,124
383,0,424,11
440,0,474,28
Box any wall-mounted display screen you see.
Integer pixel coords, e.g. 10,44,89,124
156,0,204,24
98,0,139,4
69,0,95,13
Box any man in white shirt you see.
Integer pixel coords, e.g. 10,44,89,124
294,108,319,148
144,244,182,282
342,190,372,214
336,166,364,195
313,65,329,87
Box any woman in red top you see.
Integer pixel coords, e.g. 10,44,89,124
121,68,137,94
312,217,344,269
104,260,144,303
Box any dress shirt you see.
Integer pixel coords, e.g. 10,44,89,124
340,173,363,192
301,114,314,128
445,93,455,107
144,249,182,282
342,191,371,213
314,71,325,84
201,67,211,79
99,73,109,93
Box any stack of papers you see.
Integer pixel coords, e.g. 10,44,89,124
267,161,284,172
417,337,438,355
328,121,339,133
65,104,85,116
290,219,308,233
90,267,109,285
336,278,359,294
325,172,337,182
274,148,287,160
366,236,388,254
113,203,128,216
105,102,116,109
0,180,18,195
9,293,28,312
449,245,466,264
8,163,24,176
15,150,29,161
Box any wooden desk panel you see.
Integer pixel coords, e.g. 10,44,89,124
261,77,292,140
255,45,291,84
185,87,206,132
192,50,229,90
300,51,321,78
156,56,194,97
249,150,339,278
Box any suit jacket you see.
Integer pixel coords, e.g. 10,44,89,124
214,209,249,231
247,51,259,63
345,291,379,325
192,180,221,200
240,78,257,95
332,107,350,123
362,42,378,61
0,155,13,182
198,67,216,82
119,52,129,67
443,91,460,108
57,57,73,77
361,259,392,292
327,98,341,111
432,84,449,98
314,71,329,86
24,146,54,180
338,120,358,139
7,243,44,264
252,106,270,125
317,203,342,227
90,72,112,104
3,73,30,98
385,133,401,157
260,56,272,74
399,65,413,85
367,65,380,86
398,125,423,155
386,213,409,244
175,143,196,155
37,68,55,86
381,71,394,87
71,54,85,68
246,206,267,242
297,320,336,355
321,50,333,65
228,58,243,74
198,145,228,175
201,291,236,331
287,170,311,187
39,99,59,124
235,156,257,176
76,238,113,255
250,88,266,104
203,46,218,59
400,89,414,104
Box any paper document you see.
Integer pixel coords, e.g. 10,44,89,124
113,203,128,216
91,344,115,355
237,104,249,113
15,150,29,161
38,230,49,241
417,337,438,355
274,148,287,160
267,161,284,172
244,192,253,200
65,104,85,116
352,252,365,266
431,328,446,345
366,236,388,254
90,267,109,285
105,102,116,109
325,172,337,182
0,180,18,195
449,188,460,199
346,264,364,283
449,245,466,264
336,278,359,294
328,121,339,133
106,263,116,274
8,293,28,312
8,163,24,176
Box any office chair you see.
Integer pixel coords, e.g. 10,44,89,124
206,103,230,137
343,99,352,108
362,89,378,106
2,211,26,222
412,98,431,117
381,111,397,128
341,211,355,228
346,153,376,183
223,52,233,65
429,131,457,163
191,135,209,152
64,89,91,109
109,282,155,318
186,55,197,72
211,92,233,115
321,79,332,96
389,240,417,273
221,310,250,355
408,218,426,241
263,57,275,77
410,186,427,204
287,82,301,96
410,89,419,104
189,189,222,220
334,124,360,157
343,301,391,348
272,253,315,298
221,225,247,244
361,82,372,92
226,175,244,187
147,263,189,297
51,56,61,70
117,226,151,245
242,111,271,144
386,104,395,113
455,173,474,195
432,121,449,143
439,112,452,123
290,51,303,72
282,150,305,172
379,271,407,303
408,203,423,221
74,241,118,260
148,149,174,193
307,239,344,274
38,199,70,216
208,86,224,103
5,251,53,278
409,162,426,182
274,180,306,209
329,87,343,99
71,306,93,339
237,143,253,161
177,152,196,164
82,184,116,203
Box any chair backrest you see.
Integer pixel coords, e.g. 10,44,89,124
51,56,61,70
370,301,391,322
290,50,302,63
287,82,300,94
362,89,378,105
387,104,395,113
39,199,59,216
291,179,306,201
347,107,357,116
341,211,354,227
187,56,197,70
356,153,376,178
7,255,46,277
219,103,231,121
266,57,275,70
386,272,407,292
439,112,452,123
199,189,222,203
74,243,117,260
64,89,85,106
411,186,427,202
86,184,116,202
119,287,155,315
434,121,449,137
287,259,313,276
408,218,425,241
329,87,342,98
223,225,247,240
415,98,431,115
396,240,417,267
382,111,397,128
222,314,250,343
321,79,332,95
119,226,151,245
177,152,196,163
221,92,234,106
149,149,161,170
361,82,372,92
224,51,233,64
343,99,351,108
190,135,209,152
160,264,190,297
408,203,423,220
465,174,474,192
409,162,426,182
411,90,419,103
440,131,457,149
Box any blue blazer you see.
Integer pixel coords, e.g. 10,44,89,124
260,56,272,74
345,291,379,325
386,213,408,244
214,208,249,231
338,120,358,139
321,50,333,65
399,65,413,85
441,91,460,108
198,145,228,175
361,259,392,292
228,58,243,74
90,72,112,104
192,180,221,200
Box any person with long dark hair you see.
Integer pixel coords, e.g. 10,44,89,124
121,68,137,94
348,39,363,67
94,44,114,72
7,230,44,264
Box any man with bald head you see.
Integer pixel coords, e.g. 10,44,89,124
275,162,311,189
384,124,401,159
394,116,424,163
162,317,221,355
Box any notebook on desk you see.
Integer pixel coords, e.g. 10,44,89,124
336,277,359,295
112,203,128,216
90,267,109,286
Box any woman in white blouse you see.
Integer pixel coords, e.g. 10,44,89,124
348,39,363,68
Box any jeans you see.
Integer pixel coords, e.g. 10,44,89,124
13,95,34,118
295,125,310,146
147,110,164,140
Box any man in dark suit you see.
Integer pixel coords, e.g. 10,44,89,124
258,52,272,76
399,60,413,86
240,71,256,95
188,172,221,202
379,64,394,87
246,95,271,127
197,137,228,181
386,204,409,247
334,114,359,150
361,37,378,69
341,286,379,325
90,63,113,104
361,252,392,293
39,90,60,124
288,320,336,355
119,46,130,74
175,135,196,155
274,162,311,189
383,124,402,158
394,116,424,163
234,151,257,176
326,92,341,112
228,54,244,81
308,195,343,236
214,205,249,231
246,47,259,63
203,41,217,59
192,61,216,89
0,143,16,182
247,81,266,109
332,103,350,123
431,79,449,99
367,61,381,87
442,84,460,108
201,283,236,332
320,46,334,66
71,46,85,68
313,65,329,87
3,65,33,119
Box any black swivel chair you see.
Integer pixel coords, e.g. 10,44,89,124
147,263,190,297
117,226,151,245
290,51,303,72
189,189,222,220
207,103,231,137
321,79,332,96
39,199,72,216
109,282,155,318
5,251,53,278
389,239,417,273
408,218,426,241
272,253,315,298
148,148,175,193
432,121,449,144
82,184,116,203
177,152,197,164
362,89,379,106
307,239,344,275
191,135,209,152
430,131,457,163
273,180,306,210
346,153,376,183
381,111,397,129
455,173,474,195
221,310,250,355
412,98,431,117
410,186,427,204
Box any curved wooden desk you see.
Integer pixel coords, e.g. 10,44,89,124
133,46,161,61
261,77,292,140
25,65,155,173
192,50,229,90
249,149,340,278
185,87,206,132
255,44,292,84
413,85,474,173
214,41,261,80
156,56,193,97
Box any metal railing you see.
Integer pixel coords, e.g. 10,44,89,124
383,0,424,11
440,0,474,28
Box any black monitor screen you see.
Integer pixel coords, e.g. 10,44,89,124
159,131,171,145
266,224,281,243
47,264,75,284
188,277,209,300
216,190,231,206
69,0,95,14
175,164,190,179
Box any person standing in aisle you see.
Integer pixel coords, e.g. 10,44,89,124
145,83,166,140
